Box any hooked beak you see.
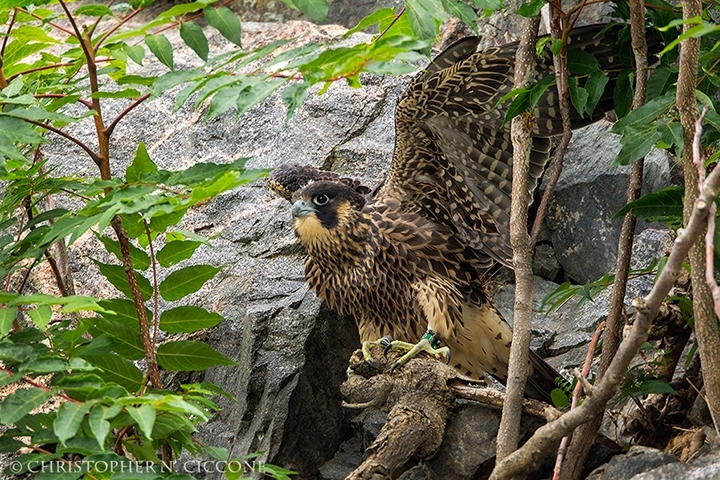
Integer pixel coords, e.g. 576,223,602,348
292,199,317,218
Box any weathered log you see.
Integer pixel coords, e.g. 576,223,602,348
340,348,560,479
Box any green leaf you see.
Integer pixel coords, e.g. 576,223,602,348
659,19,718,56
97,234,151,271
159,265,221,301
528,75,555,109
180,21,209,61
441,0,478,33
567,49,599,76
0,115,45,157
469,0,502,9
125,142,158,183
27,304,52,331
502,89,530,125
156,240,203,267
0,371,20,389
204,6,242,46
122,43,145,66
54,401,92,444
0,435,25,453
89,404,122,447
157,0,210,19
406,0,445,42
91,318,144,360
81,353,144,392
613,69,634,120
345,8,395,36
98,298,151,327
647,64,677,100
145,34,174,70
0,306,17,337
150,68,203,98
550,38,563,56
614,123,660,166
281,81,310,124
75,4,114,17
637,379,677,396
160,306,223,333
584,71,609,116
93,260,153,301
0,387,53,424
568,77,588,118
157,340,236,371
611,91,676,135
90,89,142,99
516,0,546,17
285,0,329,22
655,119,683,151
127,403,155,439
615,186,684,221
20,357,69,374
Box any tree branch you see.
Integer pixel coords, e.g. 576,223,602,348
560,12,649,479
677,0,720,435
24,119,102,165
496,15,540,462
489,157,720,480
104,93,151,137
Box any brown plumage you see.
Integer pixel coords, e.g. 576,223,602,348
268,25,656,402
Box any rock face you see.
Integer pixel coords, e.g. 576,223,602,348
542,122,675,284
39,15,688,480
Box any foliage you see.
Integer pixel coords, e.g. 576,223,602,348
0,0,536,476
4,0,720,474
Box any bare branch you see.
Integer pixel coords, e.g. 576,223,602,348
104,93,151,137
553,321,605,480
24,119,102,165
678,0,720,436
496,15,540,462
560,12,649,478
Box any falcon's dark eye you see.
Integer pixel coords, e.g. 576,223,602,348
313,194,329,206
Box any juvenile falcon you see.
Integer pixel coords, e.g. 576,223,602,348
268,24,654,402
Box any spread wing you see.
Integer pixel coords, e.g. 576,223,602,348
267,24,657,267
376,25,631,267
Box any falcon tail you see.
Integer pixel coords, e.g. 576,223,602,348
526,350,569,404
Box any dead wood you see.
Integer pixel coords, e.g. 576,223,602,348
341,348,560,479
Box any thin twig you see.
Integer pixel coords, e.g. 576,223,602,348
144,220,161,350
94,7,143,54
104,93,151,137
24,119,102,165
695,108,720,319
553,321,605,480
16,7,75,35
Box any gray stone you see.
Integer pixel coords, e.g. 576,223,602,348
34,12,681,480
534,243,561,280
631,229,675,271
543,122,675,284
628,451,720,480
426,404,502,478
586,446,679,480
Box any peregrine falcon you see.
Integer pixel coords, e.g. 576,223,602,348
268,24,645,402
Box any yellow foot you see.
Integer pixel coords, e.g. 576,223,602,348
361,336,393,369
385,332,451,374
346,336,392,376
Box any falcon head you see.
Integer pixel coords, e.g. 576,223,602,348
290,181,366,249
